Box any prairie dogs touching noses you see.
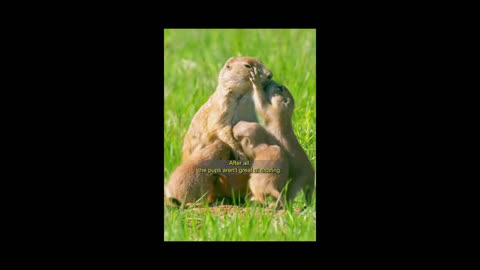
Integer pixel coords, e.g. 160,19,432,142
182,57,273,162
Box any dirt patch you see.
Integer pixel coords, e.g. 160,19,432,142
189,205,304,216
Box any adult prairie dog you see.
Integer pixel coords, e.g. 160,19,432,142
233,121,289,208
249,67,315,204
182,57,273,162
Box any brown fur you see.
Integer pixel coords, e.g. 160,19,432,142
182,57,272,162
233,121,289,208
249,67,315,204
164,140,232,206
215,173,250,204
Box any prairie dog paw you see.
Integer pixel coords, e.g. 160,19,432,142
249,67,261,85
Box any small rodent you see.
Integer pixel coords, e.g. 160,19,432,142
249,67,315,204
164,140,232,207
233,121,289,208
214,171,250,204
182,57,273,162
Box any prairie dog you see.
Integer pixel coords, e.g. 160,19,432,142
233,121,289,208
215,172,250,204
164,140,231,206
249,68,315,204
182,57,273,162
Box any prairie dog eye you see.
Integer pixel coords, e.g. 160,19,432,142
244,64,252,69
226,65,231,69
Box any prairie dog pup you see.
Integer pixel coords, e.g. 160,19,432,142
215,171,250,204
182,57,273,162
250,68,315,204
164,140,231,206
233,121,289,208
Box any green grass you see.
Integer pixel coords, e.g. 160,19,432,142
164,29,316,241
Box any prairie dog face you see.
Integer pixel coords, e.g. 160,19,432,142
218,57,273,93
238,137,255,159
265,82,295,117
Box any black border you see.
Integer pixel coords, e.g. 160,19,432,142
42,14,421,256
23,6,447,259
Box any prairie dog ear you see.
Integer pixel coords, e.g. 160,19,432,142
244,137,251,148
239,136,252,150
214,174,228,193
217,174,227,182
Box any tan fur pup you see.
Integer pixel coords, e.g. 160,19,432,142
233,121,289,208
182,57,273,162
214,173,250,204
250,68,315,204
164,140,232,207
